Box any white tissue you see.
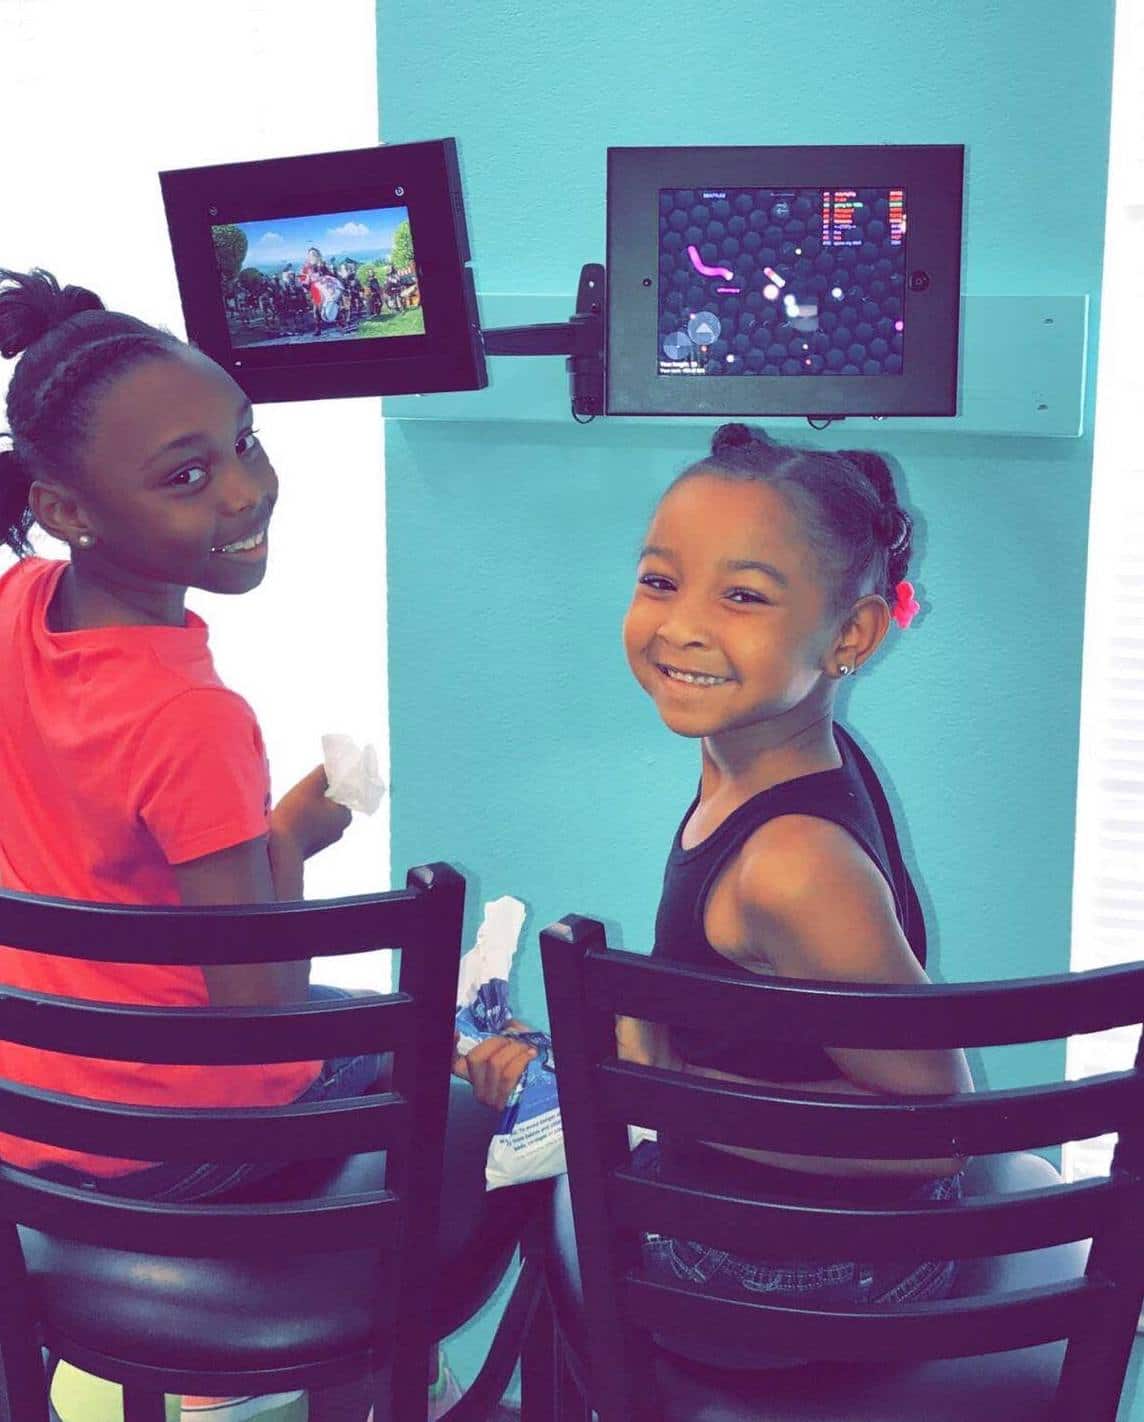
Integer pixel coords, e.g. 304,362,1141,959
321,734,386,816
455,896,527,1012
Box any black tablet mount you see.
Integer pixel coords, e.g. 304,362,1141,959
480,263,606,418
159,140,962,418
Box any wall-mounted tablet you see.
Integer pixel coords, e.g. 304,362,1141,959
160,139,486,403
607,145,964,418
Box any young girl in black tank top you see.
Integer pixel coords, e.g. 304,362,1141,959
618,423,974,1368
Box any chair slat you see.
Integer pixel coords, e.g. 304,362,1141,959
596,1061,1143,1158
609,1170,1134,1262
1,1169,401,1257
622,1273,1108,1362
587,950,1144,1046
0,988,417,1063
0,1082,410,1161
0,886,427,962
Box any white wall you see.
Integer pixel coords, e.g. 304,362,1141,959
2,0,390,989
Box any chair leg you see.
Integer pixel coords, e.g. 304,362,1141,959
0,1230,49,1422
306,1372,373,1422
519,1277,558,1422
0,1343,51,1422
121,1387,167,1422
519,1282,590,1422
442,1253,546,1422
1054,1302,1141,1422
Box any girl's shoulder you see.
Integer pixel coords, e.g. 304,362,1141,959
735,809,875,907
0,555,65,615
731,811,909,980
1,554,61,585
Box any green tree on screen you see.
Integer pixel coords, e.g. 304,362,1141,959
390,220,414,270
212,225,248,283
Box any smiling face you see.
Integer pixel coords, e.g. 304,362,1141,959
623,472,839,741
64,348,278,600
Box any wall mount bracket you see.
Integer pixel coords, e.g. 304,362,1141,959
480,263,606,417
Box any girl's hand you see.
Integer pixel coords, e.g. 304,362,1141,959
270,765,352,859
452,1023,538,1111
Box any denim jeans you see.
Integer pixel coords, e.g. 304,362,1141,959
31,984,385,1203
631,1139,962,1369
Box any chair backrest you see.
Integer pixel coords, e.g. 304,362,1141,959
0,862,465,1421
540,916,1144,1422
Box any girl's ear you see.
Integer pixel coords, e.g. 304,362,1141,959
27,479,93,548
831,594,891,675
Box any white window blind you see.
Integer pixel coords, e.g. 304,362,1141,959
1066,0,1144,1186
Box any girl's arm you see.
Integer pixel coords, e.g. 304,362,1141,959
616,817,974,1178
171,766,351,1008
712,813,972,1176
734,816,974,1091
616,1014,966,1178
616,1015,681,1068
258,764,351,995
172,836,309,1005
267,764,351,897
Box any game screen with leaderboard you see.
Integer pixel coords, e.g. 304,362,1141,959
658,186,906,379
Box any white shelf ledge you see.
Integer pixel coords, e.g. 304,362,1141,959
383,292,1089,438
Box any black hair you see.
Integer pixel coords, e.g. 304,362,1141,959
0,267,183,557
675,422,914,614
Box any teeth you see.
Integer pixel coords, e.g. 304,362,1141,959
662,666,729,686
215,528,266,554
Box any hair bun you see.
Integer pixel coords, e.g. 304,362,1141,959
57,283,104,321
711,422,755,456
0,267,105,360
712,423,774,458
839,447,897,507
885,506,911,553
872,501,911,552
839,447,913,588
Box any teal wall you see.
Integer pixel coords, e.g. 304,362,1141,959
377,0,1115,1389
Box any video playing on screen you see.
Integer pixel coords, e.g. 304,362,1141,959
658,186,906,379
211,205,423,350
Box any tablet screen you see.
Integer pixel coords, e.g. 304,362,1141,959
658,186,906,379
211,204,424,353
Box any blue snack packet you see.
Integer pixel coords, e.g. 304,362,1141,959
454,900,566,1190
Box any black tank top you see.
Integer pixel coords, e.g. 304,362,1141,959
652,724,926,1081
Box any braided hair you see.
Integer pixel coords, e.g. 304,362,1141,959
0,268,182,557
676,422,914,615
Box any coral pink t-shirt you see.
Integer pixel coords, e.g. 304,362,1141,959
0,558,320,1177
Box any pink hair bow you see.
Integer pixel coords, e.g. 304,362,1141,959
891,580,920,629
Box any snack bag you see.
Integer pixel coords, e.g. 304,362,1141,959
454,897,566,1190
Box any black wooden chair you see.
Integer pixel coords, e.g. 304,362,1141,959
537,915,1144,1422
0,864,550,1422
